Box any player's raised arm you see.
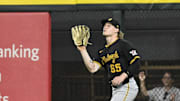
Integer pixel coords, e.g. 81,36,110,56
71,25,101,73
77,46,101,73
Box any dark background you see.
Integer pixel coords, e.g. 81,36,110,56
52,10,180,61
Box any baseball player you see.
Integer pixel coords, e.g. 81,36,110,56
73,18,140,101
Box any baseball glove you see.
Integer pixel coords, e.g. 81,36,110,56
71,25,91,46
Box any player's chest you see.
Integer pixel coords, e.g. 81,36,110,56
99,48,123,64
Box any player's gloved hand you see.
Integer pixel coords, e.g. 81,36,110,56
71,25,92,46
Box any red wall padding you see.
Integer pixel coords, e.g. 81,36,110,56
0,12,51,101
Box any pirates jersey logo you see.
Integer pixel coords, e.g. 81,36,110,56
101,50,119,64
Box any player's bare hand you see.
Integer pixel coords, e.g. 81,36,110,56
77,46,86,51
111,76,122,86
139,71,146,81
111,73,128,86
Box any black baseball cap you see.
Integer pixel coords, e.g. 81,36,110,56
101,18,120,29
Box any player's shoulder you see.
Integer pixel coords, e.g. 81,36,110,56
118,39,134,47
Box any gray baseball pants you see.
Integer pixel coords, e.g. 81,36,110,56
110,77,139,101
